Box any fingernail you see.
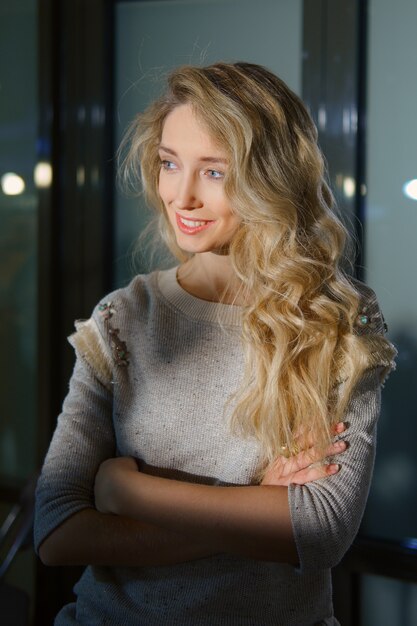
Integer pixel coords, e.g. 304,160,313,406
329,463,340,473
335,441,346,451
335,422,345,433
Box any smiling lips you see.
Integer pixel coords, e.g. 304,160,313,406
176,212,215,234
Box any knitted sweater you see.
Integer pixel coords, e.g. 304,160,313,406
34,267,396,625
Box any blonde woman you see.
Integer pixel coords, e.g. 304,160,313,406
35,62,396,625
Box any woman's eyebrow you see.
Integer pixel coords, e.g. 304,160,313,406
158,144,228,164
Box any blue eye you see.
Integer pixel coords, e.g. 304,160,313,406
161,160,177,171
206,169,224,179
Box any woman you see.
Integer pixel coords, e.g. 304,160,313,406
35,62,396,625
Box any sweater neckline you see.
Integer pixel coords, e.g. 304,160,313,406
155,266,243,326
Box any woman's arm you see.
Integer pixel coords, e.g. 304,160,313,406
38,508,218,567
96,465,296,564
289,367,383,570
93,437,346,566
40,420,344,569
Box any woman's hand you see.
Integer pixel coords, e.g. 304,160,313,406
94,456,139,514
261,422,348,487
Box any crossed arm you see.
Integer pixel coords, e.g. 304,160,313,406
93,442,344,564
38,422,346,568
37,348,379,572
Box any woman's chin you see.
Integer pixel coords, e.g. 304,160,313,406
175,237,227,256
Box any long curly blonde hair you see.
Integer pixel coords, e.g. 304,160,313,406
119,62,392,471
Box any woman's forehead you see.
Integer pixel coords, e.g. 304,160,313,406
160,104,229,160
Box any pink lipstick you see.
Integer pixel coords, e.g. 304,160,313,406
176,213,215,234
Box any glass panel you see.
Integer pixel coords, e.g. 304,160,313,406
0,1,38,482
0,0,38,617
360,575,417,626
361,0,417,541
114,0,302,285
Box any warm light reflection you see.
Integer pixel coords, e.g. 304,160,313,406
343,176,356,199
318,105,326,131
34,162,53,188
76,166,85,187
1,172,25,195
403,179,417,201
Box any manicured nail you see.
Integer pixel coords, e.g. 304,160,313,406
329,463,340,474
335,422,345,433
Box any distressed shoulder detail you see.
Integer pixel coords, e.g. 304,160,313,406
350,279,387,335
68,318,113,389
97,301,130,367
348,280,397,383
356,334,397,385
333,280,397,385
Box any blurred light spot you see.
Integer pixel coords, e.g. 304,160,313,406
343,177,356,198
402,538,417,551
403,179,417,201
34,162,52,188
76,166,85,187
1,172,25,195
343,108,351,134
318,105,326,131
351,108,358,133
91,105,105,126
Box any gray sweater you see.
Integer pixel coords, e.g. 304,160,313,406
34,267,396,625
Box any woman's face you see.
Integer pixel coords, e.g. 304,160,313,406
158,104,240,254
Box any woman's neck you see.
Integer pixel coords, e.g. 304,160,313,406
177,253,247,305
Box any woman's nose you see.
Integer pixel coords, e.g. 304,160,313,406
174,174,203,210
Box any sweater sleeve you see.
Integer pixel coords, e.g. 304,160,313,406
288,287,396,571
34,317,115,553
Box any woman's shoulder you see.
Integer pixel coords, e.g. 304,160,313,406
94,271,158,315
344,276,397,383
348,277,387,336
92,268,178,325
67,271,166,382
